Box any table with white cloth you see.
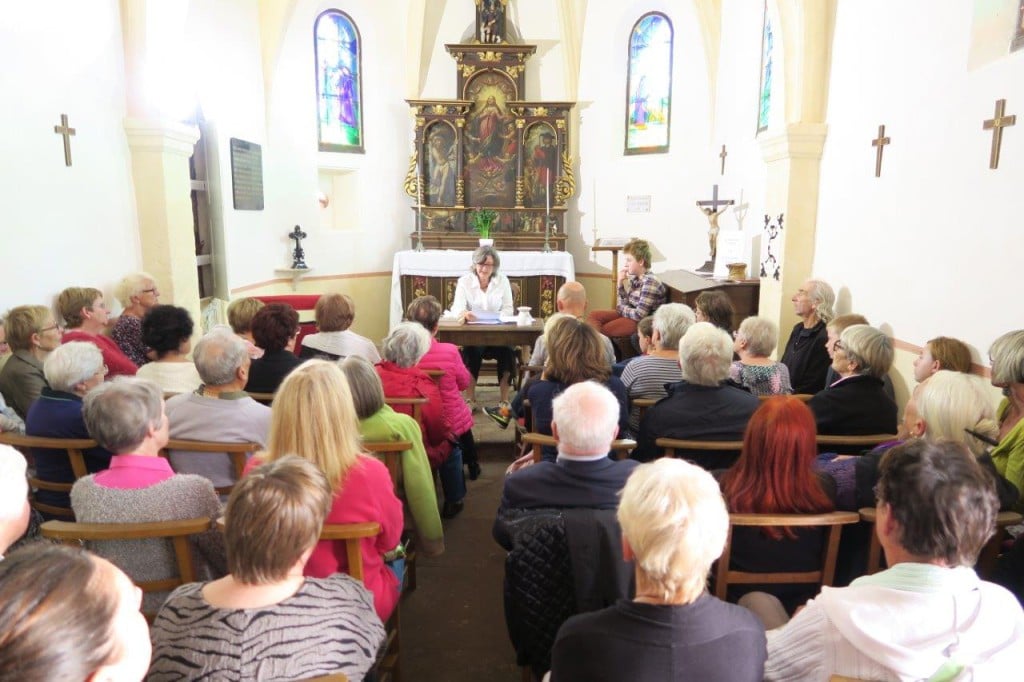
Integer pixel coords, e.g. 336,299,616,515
389,250,575,329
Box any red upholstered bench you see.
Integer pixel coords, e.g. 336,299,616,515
252,295,319,356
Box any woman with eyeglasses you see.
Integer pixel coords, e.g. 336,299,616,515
111,272,160,367
57,286,138,378
0,305,63,418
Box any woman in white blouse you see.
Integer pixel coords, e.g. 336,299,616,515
449,245,515,409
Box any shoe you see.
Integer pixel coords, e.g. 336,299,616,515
484,405,511,429
441,500,465,519
467,461,482,481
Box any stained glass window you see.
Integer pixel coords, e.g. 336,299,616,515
316,10,363,153
757,2,774,134
625,12,673,155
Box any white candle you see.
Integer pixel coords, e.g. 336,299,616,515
417,173,423,230
546,178,550,215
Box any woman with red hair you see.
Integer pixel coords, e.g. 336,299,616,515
717,396,836,614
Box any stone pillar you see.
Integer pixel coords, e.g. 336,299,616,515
757,122,828,344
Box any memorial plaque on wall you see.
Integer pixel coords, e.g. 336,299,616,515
229,137,264,210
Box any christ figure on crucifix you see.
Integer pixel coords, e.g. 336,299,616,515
699,204,729,261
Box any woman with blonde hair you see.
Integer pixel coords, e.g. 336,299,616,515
111,272,160,366
0,305,63,418
243,360,403,621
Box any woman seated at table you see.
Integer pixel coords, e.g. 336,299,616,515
342,355,445,557
449,245,515,411
245,303,304,394
807,324,897,436
136,305,202,394
299,292,381,363
245,360,403,622
148,456,385,682
729,316,792,396
57,286,137,377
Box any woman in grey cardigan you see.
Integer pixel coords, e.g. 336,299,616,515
70,377,223,613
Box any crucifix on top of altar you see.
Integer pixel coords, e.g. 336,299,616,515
403,0,576,252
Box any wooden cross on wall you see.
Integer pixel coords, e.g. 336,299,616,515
719,144,728,175
871,124,890,177
53,113,76,167
983,99,1016,169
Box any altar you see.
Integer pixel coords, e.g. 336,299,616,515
389,250,574,328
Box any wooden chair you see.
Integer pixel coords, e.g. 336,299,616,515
714,511,861,600
520,432,637,463
363,440,418,593
421,368,445,386
858,507,1023,579
631,397,657,424
246,391,275,405
758,393,814,402
161,439,261,496
301,675,348,682
384,396,427,427
817,434,898,455
656,438,744,469
321,522,400,682
40,516,212,619
0,432,97,520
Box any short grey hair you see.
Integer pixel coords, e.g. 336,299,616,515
83,377,163,454
340,355,385,420
113,272,155,308
989,329,1024,386
653,303,696,351
470,245,501,273
806,279,836,324
841,324,893,379
736,316,778,357
42,342,104,393
679,322,733,386
551,381,620,454
193,329,248,386
381,322,431,368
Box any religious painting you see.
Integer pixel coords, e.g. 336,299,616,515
315,10,363,153
463,72,517,206
525,123,557,209
476,0,506,44
1013,0,1024,52
624,12,673,155
756,1,774,134
424,122,457,206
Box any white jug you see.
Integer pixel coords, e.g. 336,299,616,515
517,306,532,326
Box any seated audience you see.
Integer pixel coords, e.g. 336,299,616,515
111,272,160,366
25,342,112,511
493,381,639,550
529,282,615,369
621,303,694,432
0,543,152,682
694,289,735,334
729,316,792,396
634,322,759,463
780,278,834,394
148,456,385,682
0,444,30,557
407,295,480,480
912,334,973,383
761,440,1024,680
244,360,403,622
136,304,202,394
165,329,270,490
808,324,898,435
57,286,137,377
244,302,304,394
226,297,265,359
549,457,766,682
718,397,835,614
611,314,654,378
299,292,381,362
989,329,1024,502
823,313,896,399
0,304,61,418
377,322,464,518
71,377,223,613
516,317,629,462
587,238,667,359
342,355,445,557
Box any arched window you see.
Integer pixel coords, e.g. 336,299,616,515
625,12,673,155
757,2,774,134
315,10,363,153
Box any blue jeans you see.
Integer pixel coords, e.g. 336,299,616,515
438,444,467,504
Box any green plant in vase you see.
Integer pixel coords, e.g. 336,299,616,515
469,208,498,239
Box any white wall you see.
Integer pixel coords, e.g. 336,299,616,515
0,0,140,313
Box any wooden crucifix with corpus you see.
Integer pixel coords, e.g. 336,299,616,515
695,184,735,273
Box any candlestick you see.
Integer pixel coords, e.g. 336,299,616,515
414,172,425,251
546,177,550,216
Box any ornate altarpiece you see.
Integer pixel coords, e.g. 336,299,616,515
404,32,576,251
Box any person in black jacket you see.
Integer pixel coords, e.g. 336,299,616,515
780,278,834,394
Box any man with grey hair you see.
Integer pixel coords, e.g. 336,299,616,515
164,328,270,489
781,277,835,394
492,381,638,549
0,444,30,558
633,322,759,463
527,282,615,370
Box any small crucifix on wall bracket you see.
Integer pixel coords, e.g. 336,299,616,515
53,113,76,167
871,125,890,177
983,99,1016,170
289,225,309,269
